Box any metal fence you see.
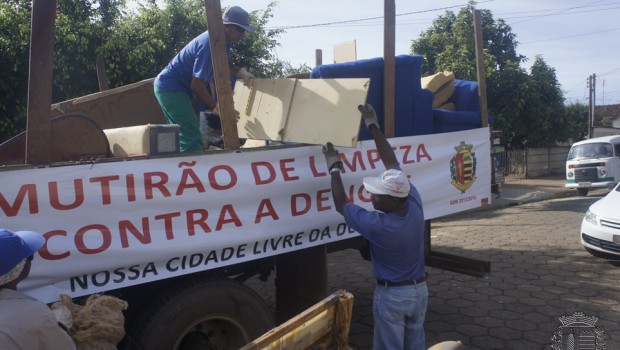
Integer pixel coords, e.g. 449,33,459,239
492,150,527,182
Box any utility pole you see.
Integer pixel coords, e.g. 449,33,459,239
588,74,596,138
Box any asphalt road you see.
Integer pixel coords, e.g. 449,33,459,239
248,188,620,349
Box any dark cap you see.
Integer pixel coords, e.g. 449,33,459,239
223,6,255,32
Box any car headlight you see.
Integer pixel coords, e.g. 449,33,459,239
584,210,597,225
599,168,607,177
567,171,574,178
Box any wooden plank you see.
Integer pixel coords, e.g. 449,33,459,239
333,40,357,63
50,79,165,129
383,0,396,137
96,53,109,91
25,0,56,165
473,9,489,127
241,290,354,350
315,49,323,66
204,0,240,149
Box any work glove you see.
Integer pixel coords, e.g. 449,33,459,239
322,142,342,172
358,103,379,129
213,103,241,122
237,67,255,86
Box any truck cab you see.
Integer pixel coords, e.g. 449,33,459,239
565,135,620,196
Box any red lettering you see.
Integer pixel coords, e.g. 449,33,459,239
216,204,242,230
39,230,70,260
177,168,206,195
144,172,171,199
416,144,432,162
255,199,279,223
75,225,111,255
341,150,365,172
316,189,331,211
49,179,84,210
280,159,299,181
0,184,38,217
119,218,151,247
358,185,371,203
186,209,211,235
209,165,237,190
126,174,136,202
367,149,381,169
291,193,311,216
90,176,119,205
154,212,181,239
309,156,327,177
346,185,356,203
400,145,415,164
251,162,276,185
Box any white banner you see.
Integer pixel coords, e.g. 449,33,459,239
0,128,490,302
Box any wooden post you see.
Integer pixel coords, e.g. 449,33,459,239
96,53,109,91
25,0,57,165
203,0,240,149
383,0,395,137
315,49,323,66
473,9,488,127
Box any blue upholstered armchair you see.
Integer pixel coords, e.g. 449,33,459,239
433,79,492,133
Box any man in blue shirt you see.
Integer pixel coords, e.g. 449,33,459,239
154,6,256,152
324,104,428,349
0,229,76,349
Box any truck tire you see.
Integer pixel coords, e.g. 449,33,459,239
126,277,273,350
577,188,589,196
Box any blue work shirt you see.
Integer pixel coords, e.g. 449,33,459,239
344,169,425,283
155,31,232,96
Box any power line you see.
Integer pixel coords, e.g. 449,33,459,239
521,27,620,44
267,0,495,30
504,0,615,24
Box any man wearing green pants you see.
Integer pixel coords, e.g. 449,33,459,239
154,6,256,152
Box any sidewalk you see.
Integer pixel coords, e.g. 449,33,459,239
491,174,575,208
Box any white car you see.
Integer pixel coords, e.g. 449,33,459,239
581,183,620,259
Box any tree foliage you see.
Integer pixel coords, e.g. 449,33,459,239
0,0,307,142
410,2,579,148
0,0,32,140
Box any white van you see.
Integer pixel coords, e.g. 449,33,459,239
565,135,620,196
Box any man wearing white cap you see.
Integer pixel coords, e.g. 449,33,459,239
154,5,256,152
0,229,76,349
323,104,428,350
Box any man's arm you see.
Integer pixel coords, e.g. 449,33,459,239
358,104,399,169
323,143,348,214
190,77,217,110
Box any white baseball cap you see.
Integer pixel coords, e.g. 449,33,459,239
363,169,410,198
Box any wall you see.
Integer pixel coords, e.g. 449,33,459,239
526,146,570,178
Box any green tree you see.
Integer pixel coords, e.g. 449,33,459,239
564,102,589,142
524,56,566,146
0,0,304,143
410,2,575,148
0,0,32,139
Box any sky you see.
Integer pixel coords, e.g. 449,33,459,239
220,0,620,106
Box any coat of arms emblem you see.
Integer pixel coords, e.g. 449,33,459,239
450,141,477,193
551,311,606,350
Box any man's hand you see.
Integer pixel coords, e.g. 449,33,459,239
358,103,379,129
213,103,241,122
322,142,342,172
237,67,255,86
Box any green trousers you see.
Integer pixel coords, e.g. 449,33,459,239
154,88,203,153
